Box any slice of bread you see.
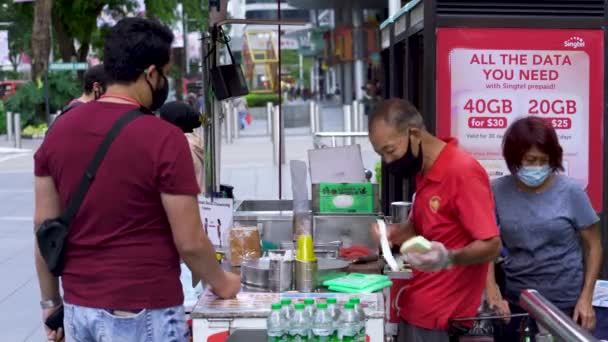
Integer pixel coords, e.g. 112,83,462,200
400,236,432,254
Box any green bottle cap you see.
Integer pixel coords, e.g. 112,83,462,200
344,303,355,310
317,303,327,309
295,303,305,310
349,298,361,304
281,299,292,305
271,303,282,310
304,298,315,305
326,298,337,304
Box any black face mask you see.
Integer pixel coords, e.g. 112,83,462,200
146,70,169,111
385,134,423,179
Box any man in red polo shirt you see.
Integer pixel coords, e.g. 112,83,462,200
369,99,501,341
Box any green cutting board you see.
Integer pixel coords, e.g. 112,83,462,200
328,280,393,294
323,273,391,290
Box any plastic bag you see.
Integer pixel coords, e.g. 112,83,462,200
229,226,262,266
181,263,203,311
290,160,312,240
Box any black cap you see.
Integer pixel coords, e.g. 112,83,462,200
159,101,202,133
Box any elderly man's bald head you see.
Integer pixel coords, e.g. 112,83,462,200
368,98,426,133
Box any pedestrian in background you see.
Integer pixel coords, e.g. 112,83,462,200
62,64,108,113
159,101,205,192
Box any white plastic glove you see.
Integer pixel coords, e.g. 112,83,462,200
405,241,453,272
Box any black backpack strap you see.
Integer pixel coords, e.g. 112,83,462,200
59,107,150,224
61,101,83,115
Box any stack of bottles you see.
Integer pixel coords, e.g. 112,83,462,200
267,297,367,341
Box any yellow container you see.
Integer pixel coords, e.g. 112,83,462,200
295,235,316,262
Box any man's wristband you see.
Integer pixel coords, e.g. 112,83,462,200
444,250,455,269
40,298,62,309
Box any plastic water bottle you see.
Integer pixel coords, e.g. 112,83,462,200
267,303,287,342
349,298,366,342
337,303,359,342
312,303,334,341
289,303,311,341
325,298,340,340
535,333,554,342
304,298,316,320
281,299,295,322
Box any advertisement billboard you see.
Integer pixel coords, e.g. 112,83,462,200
436,28,604,211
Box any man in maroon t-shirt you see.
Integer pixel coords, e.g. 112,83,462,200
34,17,240,342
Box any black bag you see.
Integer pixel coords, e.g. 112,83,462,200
36,107,149,277
210,26,248,101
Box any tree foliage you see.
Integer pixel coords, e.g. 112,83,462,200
5,72,80,125
0,0,33,72
4,0,208,120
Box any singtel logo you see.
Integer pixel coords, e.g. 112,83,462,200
564,36,585,49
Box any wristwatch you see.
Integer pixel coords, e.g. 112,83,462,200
40,298,63,309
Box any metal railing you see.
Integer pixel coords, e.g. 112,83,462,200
313,132,369,149
221,99,367,161
5,112,22,148
519,289,600,342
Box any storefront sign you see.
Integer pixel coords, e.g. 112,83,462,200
394,15,407,36
335,26,354,61
436,28,604,210
381,27,390,50
410,3,424,27
199,197,234,248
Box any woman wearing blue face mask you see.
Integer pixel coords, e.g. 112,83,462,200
486,116,603,341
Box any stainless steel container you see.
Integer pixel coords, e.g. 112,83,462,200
390,201,411,224
279,241,342,259
241,258,349,291
269,259,293,292
294,260,318,292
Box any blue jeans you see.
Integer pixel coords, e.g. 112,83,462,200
64,302,189,342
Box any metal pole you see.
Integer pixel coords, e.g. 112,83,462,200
272,105,280,165
280,106,285,165
232,101,240,140
353,7,365,101
222,102,227,142
213,98,222,189
352,100,359,132
202,29,216,196
225,102,233,144
309,100,316,133
520,290,599,342
14,113,21,149
266,101,273,138
314,102,320,132
6,111,13,142
343,105,352,145
359,101,366,131
299,53,304,86
309,67,314,96
183,12,189,75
